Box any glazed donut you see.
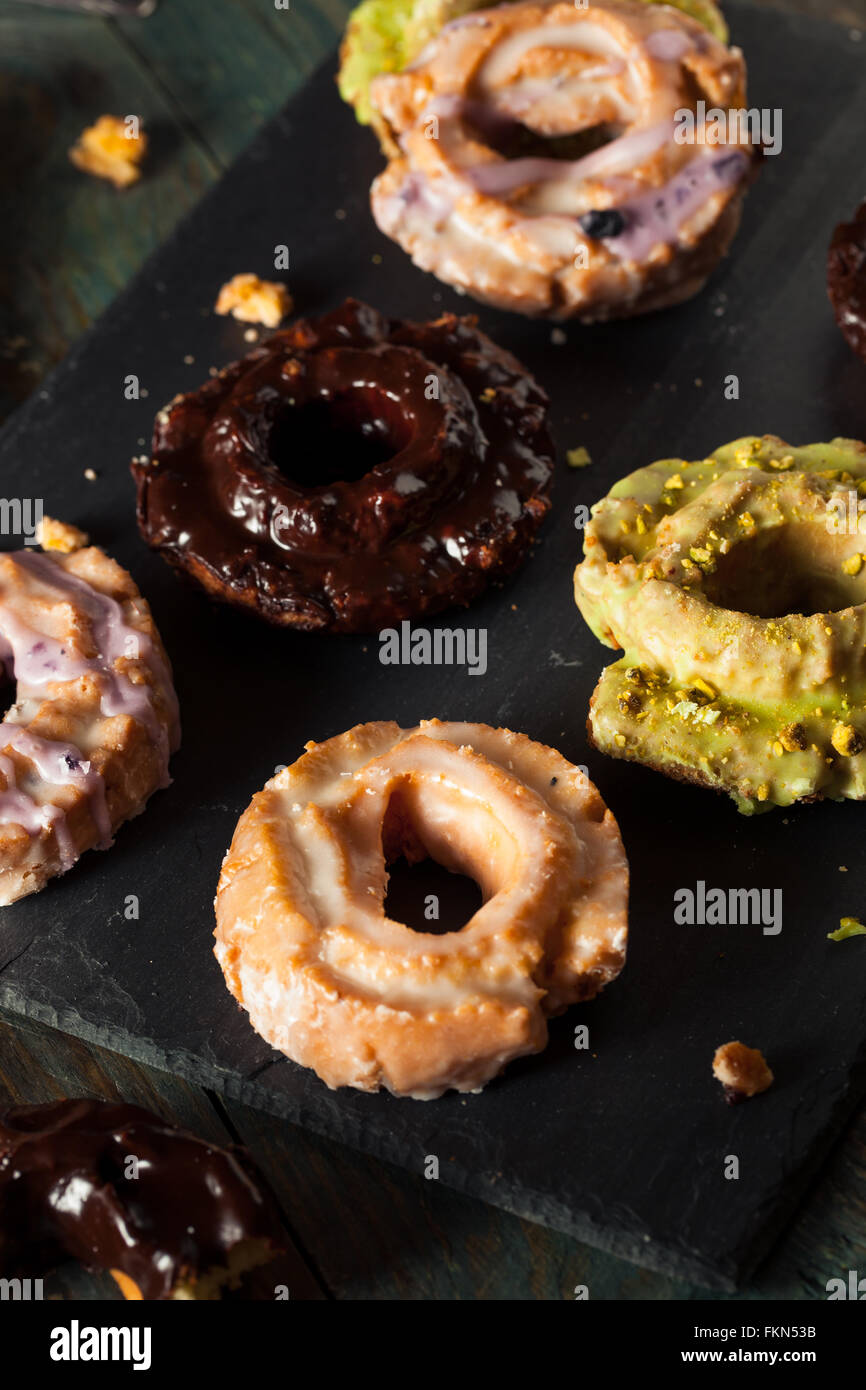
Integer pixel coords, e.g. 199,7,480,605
214,720,628,1099
369,0,756,319
338,0,730,136
0,536,179,904
0,1099,294,1300
574,435,866,813
828,197,866,364
132,299,554,633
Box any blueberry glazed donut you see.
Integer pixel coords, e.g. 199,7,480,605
214,720,628,1099
368,0,757,319
132,299,554,632
574,436,866,813
0,526,179,904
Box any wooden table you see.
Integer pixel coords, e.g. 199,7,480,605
1,0,864,1300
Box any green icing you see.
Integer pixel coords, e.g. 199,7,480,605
338,0,481,126
575,436,866,813
338,0,730,127
827,917,866,941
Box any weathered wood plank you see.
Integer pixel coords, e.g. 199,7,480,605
0,1008,327,1300
111,0,318,168
0,3,217,419
220,1090,866,1300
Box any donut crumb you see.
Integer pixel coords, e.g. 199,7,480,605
38,516,90,554
69,115,147,189
712,1041,773,1103
215,274,292,328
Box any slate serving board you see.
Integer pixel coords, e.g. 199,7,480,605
1,2,865,1291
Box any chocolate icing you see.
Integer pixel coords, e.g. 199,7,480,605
0,1099,286,1299
132,299,554,633
828,198,866,363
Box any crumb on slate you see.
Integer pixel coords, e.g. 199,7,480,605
214,273,292,328
712,1041,774,1103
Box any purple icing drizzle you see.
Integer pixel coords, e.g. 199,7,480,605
599,148,750,260
0,550,179,867
643,29,693,62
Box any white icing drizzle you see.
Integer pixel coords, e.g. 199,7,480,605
0,550,178,866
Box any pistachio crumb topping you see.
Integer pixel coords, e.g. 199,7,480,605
827,916,866,941
778,722,807,752
692,677,717,701
617,692,642,715
575,435,866,814
830,723,864,757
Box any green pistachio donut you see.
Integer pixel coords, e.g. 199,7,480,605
574,435,866,814
338,0,729,133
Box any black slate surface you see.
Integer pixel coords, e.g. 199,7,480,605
1,2,866,1291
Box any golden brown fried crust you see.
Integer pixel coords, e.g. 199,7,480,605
215,720,629,1099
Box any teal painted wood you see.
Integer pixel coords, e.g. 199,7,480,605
0,4,219,419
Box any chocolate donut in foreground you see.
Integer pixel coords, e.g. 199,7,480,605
828,198,866,363
369,0,757,320
132,299,554,633
0,1099,292,1300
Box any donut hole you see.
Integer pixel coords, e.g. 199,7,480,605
703,523,866,617
466,110,625,163
381,784,501,935
384,857,483,936
268,389,411,487
0,664,14,720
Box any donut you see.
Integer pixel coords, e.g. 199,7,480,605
0,532,179,904
214,719,629,1099
338,0,729,137
574,435,866,813
131,299,554,633
0,1099,295,1300
828,197,866,364
368,0,756,320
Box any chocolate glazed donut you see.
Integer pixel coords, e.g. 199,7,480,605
132,299,554,633
828,198,866,364
0,1099,294,1300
